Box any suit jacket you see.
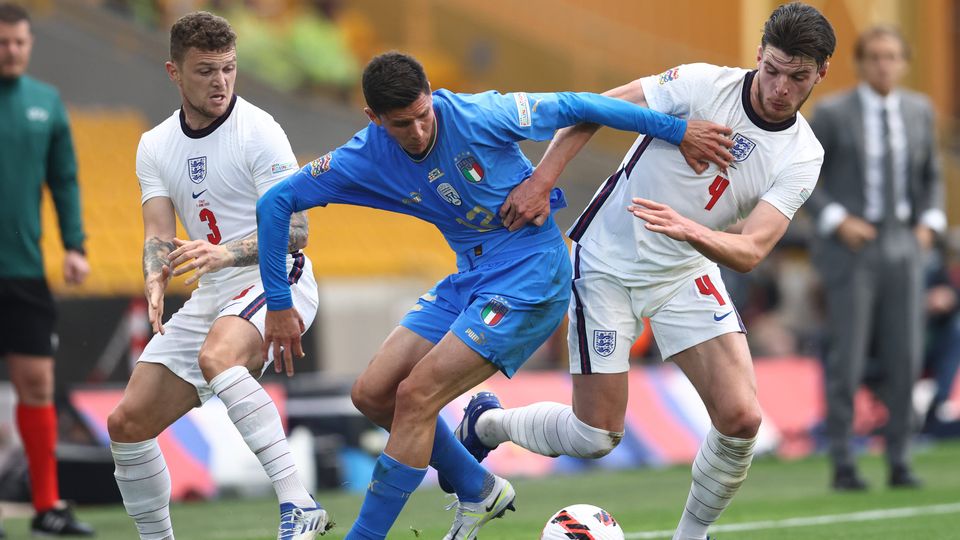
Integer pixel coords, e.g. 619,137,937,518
806,88,942,284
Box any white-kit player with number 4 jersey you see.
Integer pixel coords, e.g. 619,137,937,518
454,4,836,540
106,12,328,540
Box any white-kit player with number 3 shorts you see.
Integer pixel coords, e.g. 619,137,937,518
106,12,327,540
454,4,836,540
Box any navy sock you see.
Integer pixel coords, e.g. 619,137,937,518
430,419,490,502
345,453,426,540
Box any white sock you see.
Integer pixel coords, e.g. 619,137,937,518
476,402,622,458
673,426,756,540
111,438,174,540
210,366,313,507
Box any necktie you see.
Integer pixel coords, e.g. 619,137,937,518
880,105,897,225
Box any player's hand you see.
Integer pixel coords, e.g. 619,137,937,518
500,174,552,231
263,308,306,377
144,265,171,335
627,197,703,242
168,238,233,285
927,285,957,315
63,249,90,286
835,216,876,252
679,120,734,174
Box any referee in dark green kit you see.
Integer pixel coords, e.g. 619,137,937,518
0,3,93,536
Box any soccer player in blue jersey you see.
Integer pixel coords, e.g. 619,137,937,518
256,52,733,540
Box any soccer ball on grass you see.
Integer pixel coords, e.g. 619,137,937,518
540,504,625,540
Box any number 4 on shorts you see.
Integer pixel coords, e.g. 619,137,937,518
695,274,726,306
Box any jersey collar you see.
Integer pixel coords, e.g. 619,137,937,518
179,94,238,139
402,111,439,163
742,71,797,132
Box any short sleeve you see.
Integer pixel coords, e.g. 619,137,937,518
137,136,168,204
246,117,300,197
639,63,722,117
760,156,822,220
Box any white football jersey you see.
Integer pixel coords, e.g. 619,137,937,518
568,63,823,284
136,95,300,285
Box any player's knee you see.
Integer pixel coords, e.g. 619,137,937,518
12,370,53,405
197,346,242,383
716,403,762,439
350,377,394,425
394,378,441,420
108,406,156,443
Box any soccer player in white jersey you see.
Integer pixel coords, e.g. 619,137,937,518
106,12,327,540
456,4,836,539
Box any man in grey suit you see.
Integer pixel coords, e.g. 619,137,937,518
807,25,942,491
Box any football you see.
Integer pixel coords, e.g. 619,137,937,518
541,504,625,540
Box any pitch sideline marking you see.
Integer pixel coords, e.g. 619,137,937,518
625,501,960,539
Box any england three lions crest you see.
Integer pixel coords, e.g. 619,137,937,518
593,330,616,357
187,156,207,184
730,133,756,163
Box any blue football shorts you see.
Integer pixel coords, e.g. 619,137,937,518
401,242,571,377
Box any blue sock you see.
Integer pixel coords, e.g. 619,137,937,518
430,419,490,502
345,453,426,540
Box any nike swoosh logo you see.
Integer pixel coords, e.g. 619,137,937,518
219,301,241,312
714,311,733,321
192,189,207,199
485,489,504,513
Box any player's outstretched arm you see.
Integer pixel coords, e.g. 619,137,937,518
256,180,309,375
501,83,732,230
167,212,309,285
142,197,177,334
627,198,790,273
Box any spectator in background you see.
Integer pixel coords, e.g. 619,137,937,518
0,3,94,536
922,243,960,433
807,25,943,491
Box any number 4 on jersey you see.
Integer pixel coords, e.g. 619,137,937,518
705,175,730,211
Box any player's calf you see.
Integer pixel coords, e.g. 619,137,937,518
470,398,623,459
673,426,757,540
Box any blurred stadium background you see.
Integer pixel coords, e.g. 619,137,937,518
1,0,959,537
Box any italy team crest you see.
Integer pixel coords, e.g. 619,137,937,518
593,330,616,357
480,297,509,326
456,153,484,184
730,133,757,162
187,156,207,184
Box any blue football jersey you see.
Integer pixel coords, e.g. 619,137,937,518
259,89,687,309
290,89,572,261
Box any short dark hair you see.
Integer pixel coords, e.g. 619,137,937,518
854,25,910,62
761,3,836,68
169,11,236,64
0,2,30,25
362,51,430,115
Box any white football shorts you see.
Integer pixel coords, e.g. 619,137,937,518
138,253,319,403
567,244,744,374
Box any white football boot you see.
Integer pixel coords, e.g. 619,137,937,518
443,475,516,540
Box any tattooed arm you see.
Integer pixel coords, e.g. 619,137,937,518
168,212,309,285
142,197,178,334
221,211,309,267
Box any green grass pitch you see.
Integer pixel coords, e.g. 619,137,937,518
7,441,960,539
